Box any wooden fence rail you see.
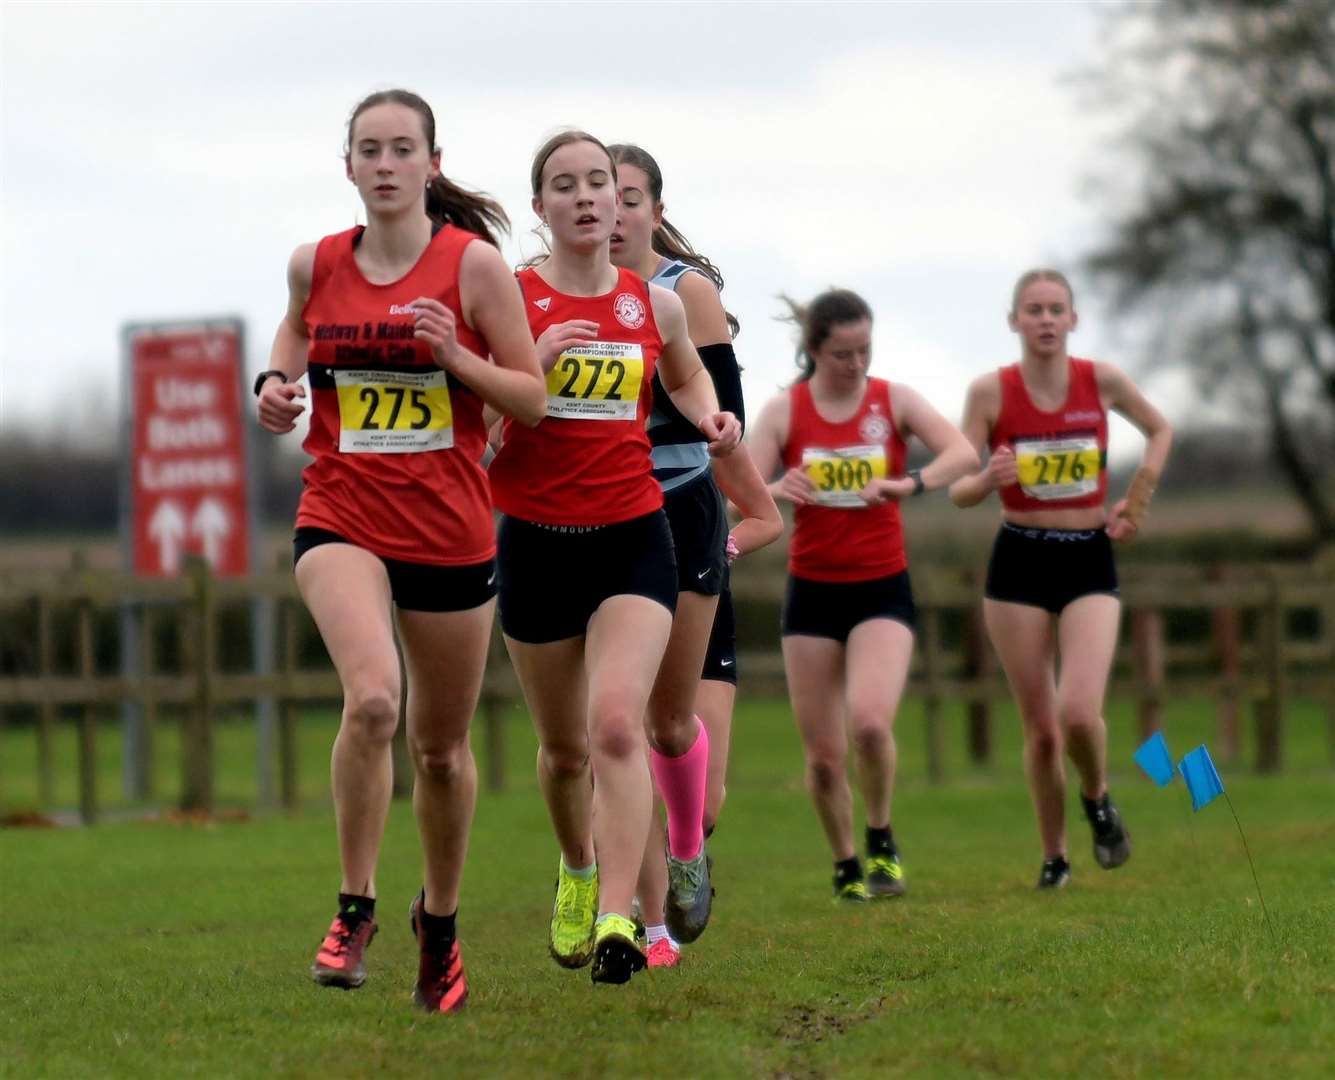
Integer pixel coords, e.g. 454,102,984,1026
2,554,1333,822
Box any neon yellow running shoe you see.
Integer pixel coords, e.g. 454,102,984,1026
834,879,869,903
590,913,646,985
548,859,598,969
866,853,907,898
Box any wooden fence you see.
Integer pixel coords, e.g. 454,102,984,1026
2,553,1333,823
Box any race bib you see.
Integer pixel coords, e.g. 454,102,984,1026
334,368,453,453
802,444,887,508
1014,435,1100,500
546,342,644,420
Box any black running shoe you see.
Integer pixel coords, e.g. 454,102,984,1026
409,894,468,1014
1037,855,1072,890
1083,792,1132,869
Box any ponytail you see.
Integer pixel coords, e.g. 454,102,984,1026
425,174,509,248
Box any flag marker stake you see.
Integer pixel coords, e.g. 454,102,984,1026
1222,790,1275,944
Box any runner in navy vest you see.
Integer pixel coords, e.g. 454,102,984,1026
609,144,781,967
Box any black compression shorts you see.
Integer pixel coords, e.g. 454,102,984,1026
984,523,1119,614
497,510,678,644
292,527,496,613
781,570,916,643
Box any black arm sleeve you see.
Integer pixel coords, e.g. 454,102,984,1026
698,342,745,433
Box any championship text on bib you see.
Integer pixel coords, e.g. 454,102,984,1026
802,444,888,508
545,342,644,421
1013,434,1100,501
334,368,453,453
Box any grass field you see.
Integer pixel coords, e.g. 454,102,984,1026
3,698,1334,1078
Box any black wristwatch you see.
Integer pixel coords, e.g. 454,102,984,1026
253,370,288,397
908,469,925,496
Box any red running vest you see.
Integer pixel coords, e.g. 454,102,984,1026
489,266,665,526
297,224,494,565
989,358,1108,513
781,377,908,582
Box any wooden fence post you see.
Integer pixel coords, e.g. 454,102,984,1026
1209,564,1242,764
181,557,215,812
391,637,412,799
921,605,944,783
278,598,301,813
963,594,992,766
137,605,157,800
74,560,97,825
1130,608,1165,740
35,594,56,807
1253,572,1284,774
483,690,506,793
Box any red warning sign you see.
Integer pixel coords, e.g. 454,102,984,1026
127,322,250,577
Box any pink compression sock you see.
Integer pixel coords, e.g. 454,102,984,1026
650,719,710,861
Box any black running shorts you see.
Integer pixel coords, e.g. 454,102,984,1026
497,510,678,644
293,527,496,613
700,584,738,684
983,523,1119,614
663,472,729,597
781,570,916,643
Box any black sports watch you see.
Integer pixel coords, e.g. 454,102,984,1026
908,469,925,496
253,370,289,397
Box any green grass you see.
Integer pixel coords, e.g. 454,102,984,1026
3,699,1335,1078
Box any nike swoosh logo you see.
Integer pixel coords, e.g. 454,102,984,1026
697,569,711,580
487,573,496,585
719,658,734,667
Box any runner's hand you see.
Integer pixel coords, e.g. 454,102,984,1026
775,467,816,505
535,320,599,373
257,380,306,434
701,411,741,457
859,476,914,505
985,445,1018,491
411,297,463,372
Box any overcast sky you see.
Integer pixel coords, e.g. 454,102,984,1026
3,0,1169,457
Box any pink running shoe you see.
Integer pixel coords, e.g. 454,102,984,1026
645,938,681,969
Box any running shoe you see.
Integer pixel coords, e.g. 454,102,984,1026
311,911,377,989
866,852,907,898
1083,792,1132,869
549,859,598,969
590,914,647,985
834,879,869,903
664,849,713,944
408,893,468,1014
1037,855,1072,890
645,937,681,969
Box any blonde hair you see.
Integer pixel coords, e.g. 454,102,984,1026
1010,269,1075,315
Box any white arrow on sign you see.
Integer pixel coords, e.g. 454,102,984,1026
190,497,232,567
148,498,187,573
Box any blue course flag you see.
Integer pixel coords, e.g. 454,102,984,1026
1178,745,1225,812
1134,732,1176,786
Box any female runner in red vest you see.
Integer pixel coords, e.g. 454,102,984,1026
609,143,782,968
949,269,1172,888
255,89,545,1012
750,290,977,900
488,131,740,985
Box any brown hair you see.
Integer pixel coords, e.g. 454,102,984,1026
1010,268,1075,314
529,129,617,196
346,89,508,247
779,289,874,382
607,144,739,339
